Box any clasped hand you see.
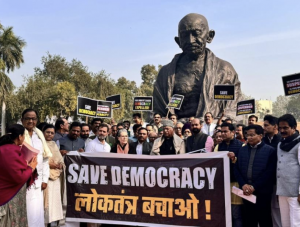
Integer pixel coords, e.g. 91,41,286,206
242,184,255,196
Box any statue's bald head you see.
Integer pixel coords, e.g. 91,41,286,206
175,13,215,57
178,13,209,34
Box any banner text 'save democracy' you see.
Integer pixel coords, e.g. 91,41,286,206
65,152,232,227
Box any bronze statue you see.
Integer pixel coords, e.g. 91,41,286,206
153,13,242,119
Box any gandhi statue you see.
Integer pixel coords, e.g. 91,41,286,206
153,13,242,119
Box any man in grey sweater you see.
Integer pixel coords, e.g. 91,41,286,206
277,114,300,227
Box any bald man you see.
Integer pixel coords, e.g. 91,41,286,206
153,13,241,119
148,132,158,146
186,118,214,152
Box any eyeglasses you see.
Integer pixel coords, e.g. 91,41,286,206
149,137,157,139
175,127,182,130
120,136,128,138
23,117,37,121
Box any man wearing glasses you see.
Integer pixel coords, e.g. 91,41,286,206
235,124,276,227
174,122,184,139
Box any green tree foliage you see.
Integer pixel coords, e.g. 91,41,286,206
4,46,164,123
138,64,161,97
286,95,300,121
0,26,26,73
0,23,25,134
0,58,14,102
52,82,77,116
0,70,14,102
0,59,5,70
6,53,144,122
0,24,22,100
141,64,157,85
115,77,138,120
272,95,290,118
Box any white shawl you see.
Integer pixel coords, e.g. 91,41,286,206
24,127,52,158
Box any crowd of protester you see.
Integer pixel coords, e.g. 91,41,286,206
0,109,300,227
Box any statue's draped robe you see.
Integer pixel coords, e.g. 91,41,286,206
153,49,242,118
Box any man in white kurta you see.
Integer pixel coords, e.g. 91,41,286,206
69,125,110,227
26,131,49,227
201,112,216,136
85,137,111,153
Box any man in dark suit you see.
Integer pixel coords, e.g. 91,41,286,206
129,127,152,155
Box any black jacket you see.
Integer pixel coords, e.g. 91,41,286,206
234,141,276,194
186,132,208,153
129,141,152,155
263,133,281,150
217,138,244,182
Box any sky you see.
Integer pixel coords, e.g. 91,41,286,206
1,0,300,101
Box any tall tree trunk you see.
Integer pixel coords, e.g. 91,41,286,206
1,101,6,136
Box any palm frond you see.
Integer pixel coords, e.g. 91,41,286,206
0,26,26,73
0,71,14,103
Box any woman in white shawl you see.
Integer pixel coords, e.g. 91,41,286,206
21,109,52,227
42,124,64,225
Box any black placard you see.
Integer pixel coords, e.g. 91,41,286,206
96,101,112,118
167,94,184,110
214,85,235,100
236,99,255,116
106,94,121,109
77,97,98,117
133,96,153,111
282,73,300,96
